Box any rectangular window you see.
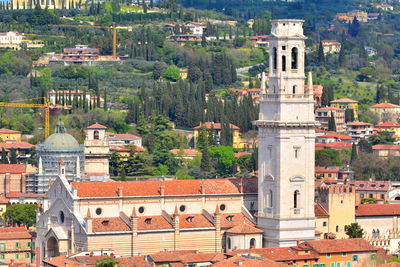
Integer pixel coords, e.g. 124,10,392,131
371,254,377,260
0,255,4,260
15,254,19,259
323,221,327,227
381,194,385,199
337,263,341,267
0,243,5,250
25,253,30,259
321,265,326,267
347,262,351,267
303,265,310,267
327,253,331,258
352,255,358,261
342,252,347,257
16,242,20,248
27,242,31,247
330,263,334,267
369,194,373,198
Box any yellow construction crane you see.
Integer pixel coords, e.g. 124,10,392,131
0,97,70,138
49,23,125,60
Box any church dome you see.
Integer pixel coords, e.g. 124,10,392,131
43,122,80,151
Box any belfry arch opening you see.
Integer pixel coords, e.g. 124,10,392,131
291,47,298,69
273,47,277,70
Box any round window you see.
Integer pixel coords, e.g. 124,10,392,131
138,207,145,214
220,204,226,211
59,211,65,224
179,205,186,212
96,208,102,215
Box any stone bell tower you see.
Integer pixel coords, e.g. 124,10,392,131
254,19,319,247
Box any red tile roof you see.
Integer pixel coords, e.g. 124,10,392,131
92,217,130,232
110,145,145,152
0,164,26,173
372,144,400,150
137,216,173,231
371,103,400,108
315,204,329,217
315,166,340,173
331,98,358,103
375,121,400,128
169,149,200,156
193,122,240,130
220,213,253,229
0,227,32,240
179,214,213,229
356,204,400,216
318,133,352,140
0,142,34,150
347,181,390,191
213,255,286,267
71,179,240,198
228,178,257,194
0,128,21,134
106,133,141,140
5,192,47,198
234,152,251,158
227,247,319,261
316,107,342,111
0,195,9,204
149,250,224,264
225,222,263,234
301,238,377,253
347,122,372,126
87,123,107,129
321,141,352,148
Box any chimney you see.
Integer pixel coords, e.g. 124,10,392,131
10,259,14,267
117,186,123,197
200,183,205,194
160,185,165,196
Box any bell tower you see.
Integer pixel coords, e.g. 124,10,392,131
255,19,318,247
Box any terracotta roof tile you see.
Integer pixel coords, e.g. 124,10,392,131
179,214,213,229
193,122,240,130
137,216,173,231
315,166,340,173
302,238,377,253
106,133,141,140
228,178,257,194
0,164,26,173
371,103,400,108
375,121,400,128
234,152,251,158
87,123,107,129
92,217,130,233
356,204,400,216
6,192,46,198
315,204,329,217
225,222,263,234
372,144,400,150
213,255,286,267
227,247,318,261
347,181,390,191
0,128,20,134
71,179,240,198
169,149,200,156
321,141,352,148
331,98,358,103
319,133,352,140
347,121,372,126
0,142,34,150
110,145,145,152
220,213,253,229
0,227,32,240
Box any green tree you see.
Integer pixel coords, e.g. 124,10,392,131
345,109,355,123
208,146,235,175
119,168,126,181
368,131,395,145
350,143,358,164
3,204,37,227
315,149,341,166
10,149,17,164
162,65,181,82
317,40,325,65
1,148,7,164
328,113,336,132
345,223,364,238
95,257,119,267
338,38,345,67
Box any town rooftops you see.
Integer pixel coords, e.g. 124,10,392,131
106,133,141,140
0,164,26,174
318,133,352,140
225,222,263,234
375,121,400,128
300,238,377,253
314,204,329,217
110,145,145,152
316,106,342,111
228,178,257,194
372,144,400,150
322,40,341,45
0,128,21,134
347,180,391,191
71,179,241,198
149,250,224,265
347,121,372,126
0,227,32,240
316,141,352,149
227,246,319,261
371,103,400,108
169,149,200,156
87,123,107,129
213,255,286,267
193,122,240,130
0,142,34,150
356,204,400,217
331,98,358,103
315,166,340,173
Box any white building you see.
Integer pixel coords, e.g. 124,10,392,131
186,22,207,36
254,19,318,247
0,31,24,45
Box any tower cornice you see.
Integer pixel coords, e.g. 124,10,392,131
253,121,320,128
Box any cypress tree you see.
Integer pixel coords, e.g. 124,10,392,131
318,40,325,65
338,42,345,67
1,148,7,164
10,149,17,164
103,89,107,111
328,113,336,132
350,143,358,164
200,148,211,172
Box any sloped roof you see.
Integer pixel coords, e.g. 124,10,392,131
347,122,372,126
314,204,329,217
87,123,107,129
347,181,390,191
0,227,32,240
372,144,400,150
371,103,400,109
322,141,352,148
193,122,240,130
92,217,131,233
169,149,200,156
315,166,340,173
375,121,400,128
0,128,21,134
226,247,318,261
213,255,286,267
0,164,26,173
106,133,141,140
71,179,240,198
356,204,400,216
331,98,358,103
225,222,263,234
319,133,352,140
301,238,377,253
0,142,34,150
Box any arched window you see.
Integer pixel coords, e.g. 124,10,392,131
94,130,99,140
227,237,231,250
269,190,273,208
292,85,297,94
250,238,256,248
282,55,286,71
293,190,299,209
291,47,298,69
273,47,277,70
